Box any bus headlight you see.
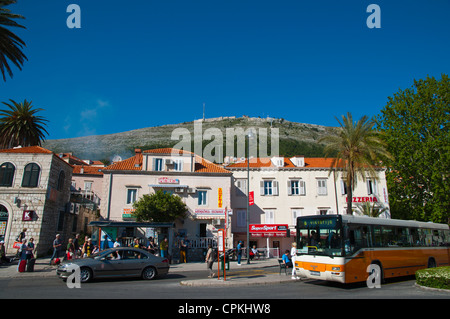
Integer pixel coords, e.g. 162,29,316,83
332,267,341,271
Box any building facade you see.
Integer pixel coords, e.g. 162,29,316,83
100,148,232,260
0,146,73,256
226,156,390,256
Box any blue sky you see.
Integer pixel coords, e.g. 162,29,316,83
1,0,449,140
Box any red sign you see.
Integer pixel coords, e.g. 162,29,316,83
249,224,289,237
22,210,34,221
249,191,254,206
346,196,378,203
158,177,180,184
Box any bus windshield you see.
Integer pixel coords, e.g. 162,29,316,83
296,215,344,257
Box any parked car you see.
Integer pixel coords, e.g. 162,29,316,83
56,247,170,283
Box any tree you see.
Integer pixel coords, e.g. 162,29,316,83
132,190,187,223
376,74,449,223
319,112,392,215
0,0,27,81
0,99,49,149
354,202,389,218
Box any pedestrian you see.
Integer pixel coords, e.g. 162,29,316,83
17,228,27,242
50,234,62,265
15,228,27,259
236,241,243,265
18,238,32,272
114,237,121,248
102,234,110,250
66,238,75,260
73,234,80,258
0,241,12,263
82,238,93,257
291,242,299,280
26,237,35,260
205,244,215,278
160,237,168,258
180,239,187,263
147,237,155,254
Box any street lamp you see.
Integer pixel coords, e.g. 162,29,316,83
246,130,254,264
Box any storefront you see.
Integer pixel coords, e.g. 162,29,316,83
234,224,292,258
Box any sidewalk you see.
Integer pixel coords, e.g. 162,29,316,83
0,257,300,286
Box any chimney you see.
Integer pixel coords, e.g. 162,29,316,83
134,149,142,168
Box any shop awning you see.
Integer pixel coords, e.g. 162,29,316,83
88,221,175,228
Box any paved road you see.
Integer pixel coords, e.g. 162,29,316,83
0,268,448,299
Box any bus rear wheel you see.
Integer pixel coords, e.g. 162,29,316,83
427,258,436,268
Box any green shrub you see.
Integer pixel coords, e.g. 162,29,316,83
416,266,450,290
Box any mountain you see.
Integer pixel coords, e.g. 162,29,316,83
42,116,335,162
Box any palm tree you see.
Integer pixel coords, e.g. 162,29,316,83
0,0,27,81
354,202,390,218
319,112,392,215
0,99,49,148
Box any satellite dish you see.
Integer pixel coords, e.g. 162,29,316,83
112,155,122,163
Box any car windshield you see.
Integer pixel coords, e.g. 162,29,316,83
297,216,344,257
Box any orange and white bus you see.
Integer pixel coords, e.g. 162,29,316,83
295,214,450,284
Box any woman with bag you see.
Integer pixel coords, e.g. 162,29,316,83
205,244,216,278
66,238,75,260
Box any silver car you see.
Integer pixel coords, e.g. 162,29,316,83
56,247,170,283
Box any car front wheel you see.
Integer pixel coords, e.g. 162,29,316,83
80,267,93,283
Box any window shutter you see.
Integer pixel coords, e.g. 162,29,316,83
287,180,292,196
273,181,279,196
300,180,306,195
260,181,265,196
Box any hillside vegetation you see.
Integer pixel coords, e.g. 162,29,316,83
43,116,335,162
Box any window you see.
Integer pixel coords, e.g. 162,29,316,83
173,159,183,171
340,180,348,195
22,163,40,187
367,179,377,195
235,179,247,196
288,180,306,196
127,189,137,204
154,158,163,171
260,180,278,196
57,211,65,231
292,209,303,225
57,171,65,191
236,210,246,228
317,179,327,196
122,250,148,260
198,190,207,206
0,162,15,186
265,209,275,223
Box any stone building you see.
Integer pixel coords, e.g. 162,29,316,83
0,146,73,256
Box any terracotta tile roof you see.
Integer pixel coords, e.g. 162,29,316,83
104,152,143,171
0,145,53,154
103,148,230,174
226,157,346,169
73,165,104,176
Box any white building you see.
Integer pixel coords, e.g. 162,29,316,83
226,156,390,256
99,148,232,261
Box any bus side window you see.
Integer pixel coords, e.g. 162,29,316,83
409,228,420,247
373,226,382,247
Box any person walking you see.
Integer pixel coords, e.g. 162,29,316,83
73,234,80,258
291,242,299,280
66,238,75,260
180,239,187,263
50,234,62,265
160,237,168,258
205,244,215,278
18,239,32,272
236,241,243,265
